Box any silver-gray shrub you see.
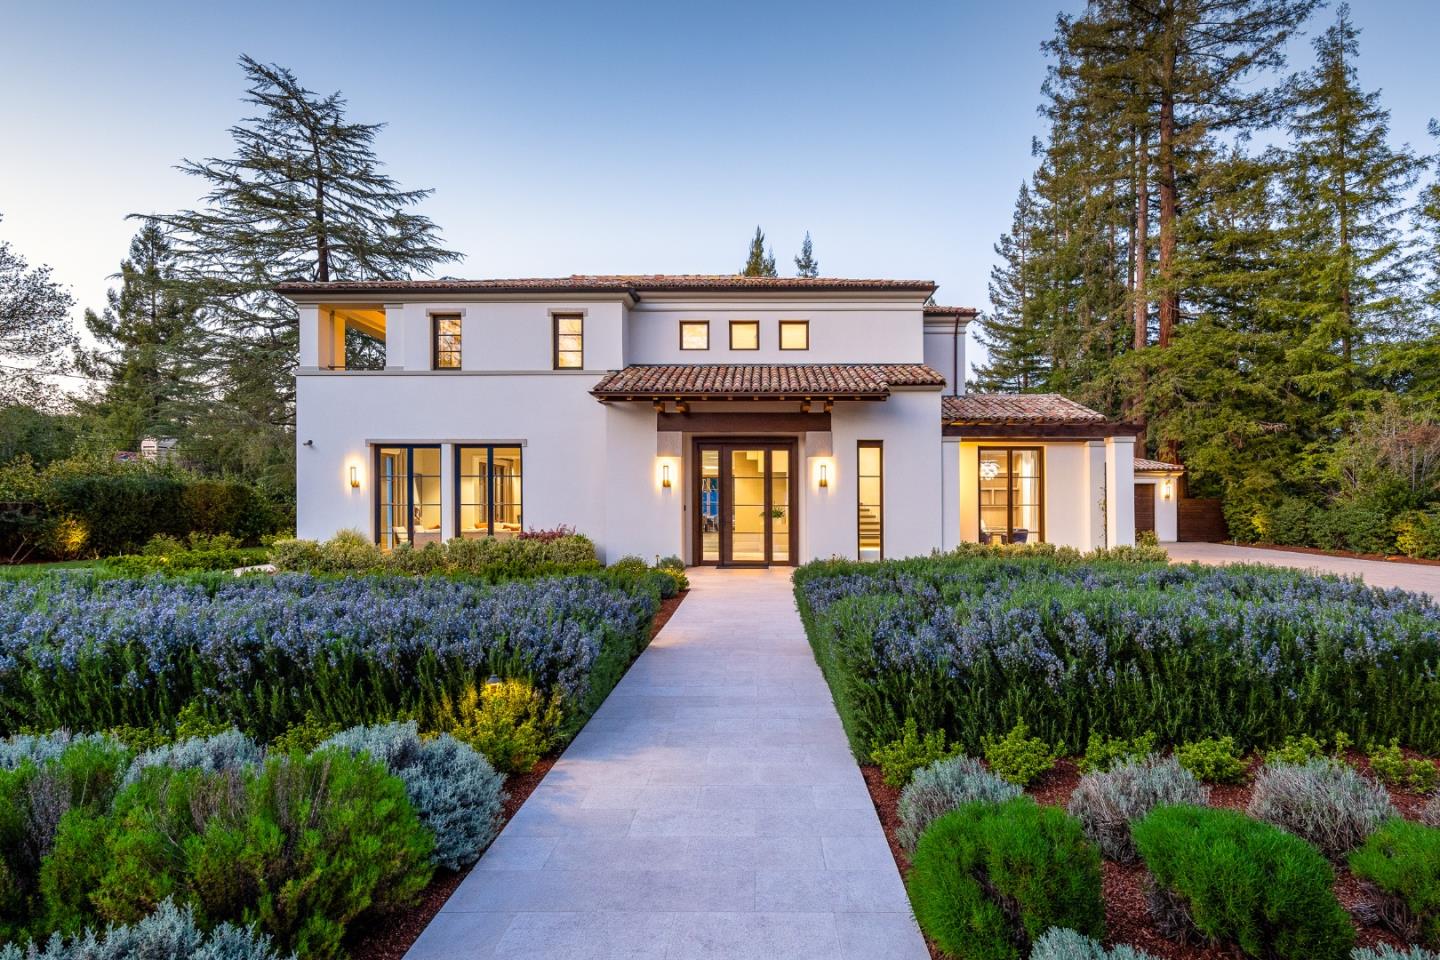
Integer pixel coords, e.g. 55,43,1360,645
1420,792,1440,827
0,731,122,770
897,754,1022,852
318,721,504,870
123,729,262,785
1030,927,1161,960
1067,755,1209,862
0,897,292,960
1352,947,1440,960
1246,759,1396,859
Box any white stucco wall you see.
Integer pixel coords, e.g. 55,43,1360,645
1134,475,1180,542
922,318,968,396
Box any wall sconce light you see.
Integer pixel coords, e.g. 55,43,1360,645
819,463,829,488
662,463,672,488
349,466,360,489
1160,478,1174,501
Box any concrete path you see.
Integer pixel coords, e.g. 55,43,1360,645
406,567,927,960
1167,541,1440,597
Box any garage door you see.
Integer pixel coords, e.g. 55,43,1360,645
1134,483,1155,535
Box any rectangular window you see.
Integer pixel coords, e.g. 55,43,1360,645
779,320,809,350
432,315,462,369
680,321,710,350
729,320,759,350
553,314,583,369
374,445,441,551
456,445,524,538
858,441,883,561
978,448,1043,545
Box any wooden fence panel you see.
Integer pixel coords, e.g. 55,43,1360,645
1177,498,1228,542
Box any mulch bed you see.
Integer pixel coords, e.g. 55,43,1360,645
1231,541,1440,568
347,589,687,960
862,751,1434,959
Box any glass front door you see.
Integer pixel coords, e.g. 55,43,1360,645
694,441,797,566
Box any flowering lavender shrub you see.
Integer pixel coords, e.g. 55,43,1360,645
0,572,656,740
794,552,1440,758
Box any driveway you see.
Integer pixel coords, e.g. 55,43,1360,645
405,566,926,960
1166,541,1440,597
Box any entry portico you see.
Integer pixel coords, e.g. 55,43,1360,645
280,275,1152,562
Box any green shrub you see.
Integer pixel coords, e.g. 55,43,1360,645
1349,818,1440,946
608,555,649,577
655,555,685,572
430,679,563,774
1267,497,1317,547
897,755,1021,852
41,750,433,959
1266,735,1328,765
267,712,343,754
1248,760,1396,860
1133,804,1354,960
1175,737,1248,784
1079,731,1156,774
1311,502,1394,555
870,718,960,788
1067,756,1208,862
1136,529,1160,548
1367,741,1438,793
1030,928,1161,960
982,720,1058,786
268,530,601,581
907,798,1103,960
1395,511,1440,560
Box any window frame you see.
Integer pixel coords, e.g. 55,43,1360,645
453,444,525,538
729,320,760,351
778,320,809,351
976,446,1045,544
431,314,462,370
857,440,884,560
552,313,584,369
679,320,711,351
372,444,442,549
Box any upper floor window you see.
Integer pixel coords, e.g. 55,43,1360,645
432,314,462,369
779,320,809,350
554,314,583,368
680,321,710,350
729,320,759,351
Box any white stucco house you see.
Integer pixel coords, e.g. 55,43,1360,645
278,275,1181,565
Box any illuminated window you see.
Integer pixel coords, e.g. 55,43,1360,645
374,445,441,550
680,321,710,350
729,320,759,350
779,320,809,350
858,441,883,560
554,314,583,368
456,445,524,538
432,315,462,369
978,448,1042,544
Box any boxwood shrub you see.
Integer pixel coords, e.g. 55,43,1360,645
1132,804,1354,960
907,797,1103,960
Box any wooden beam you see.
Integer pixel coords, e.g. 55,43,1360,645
657,411,832,433
943,421,1144,439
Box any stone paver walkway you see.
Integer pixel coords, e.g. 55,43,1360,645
406,566,927,960
1167,541,1440,597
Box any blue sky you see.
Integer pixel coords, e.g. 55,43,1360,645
2,0,1436,373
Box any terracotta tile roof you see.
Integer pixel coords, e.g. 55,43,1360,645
1135,457,1184,472
592,364,946,400
943,393,1108,424
276,275,937,297
923,305,980,318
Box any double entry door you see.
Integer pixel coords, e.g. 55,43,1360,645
695,440,797,566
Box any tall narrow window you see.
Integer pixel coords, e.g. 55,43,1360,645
374,445,441,550
978,448,1043,544
680,321,710,350
779,320,809,350
729,320,759,350
554,314,583,368
858,441,883,561
456,445,524,538
433,314,462,369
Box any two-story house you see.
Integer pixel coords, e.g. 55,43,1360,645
278,275,1180,564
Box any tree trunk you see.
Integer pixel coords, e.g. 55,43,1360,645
311,134,330,282
1134,130,1149,352
1157,77,1178,349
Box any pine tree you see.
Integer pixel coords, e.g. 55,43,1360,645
740,226,777,277
141,55,461,486
0,214,76,409
76,223,204,448
975,183,1049,391
794,232,819,277
1276,4,1424,413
